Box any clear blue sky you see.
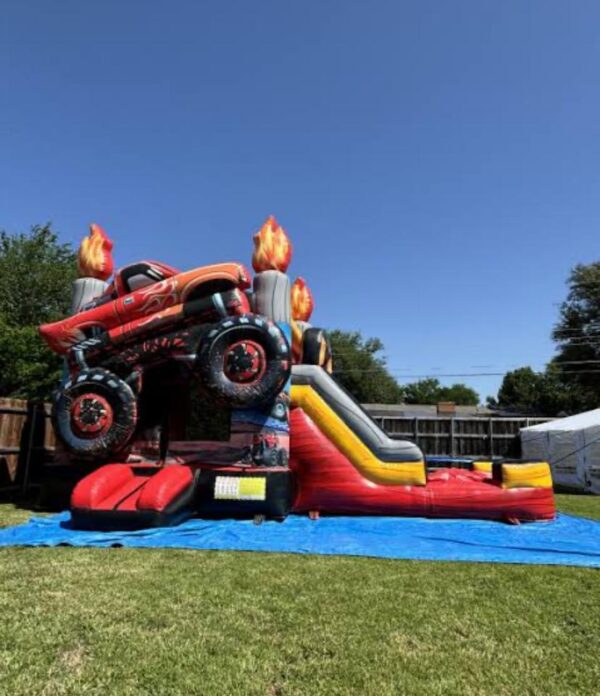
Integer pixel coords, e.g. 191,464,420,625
2,1,600,401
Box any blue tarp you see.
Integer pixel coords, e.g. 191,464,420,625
1,512,600,567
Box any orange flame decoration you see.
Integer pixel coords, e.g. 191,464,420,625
291,277,314,322
77,224,114,281
252,216,292,273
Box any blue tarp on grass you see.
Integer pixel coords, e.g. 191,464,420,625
1,512,600,567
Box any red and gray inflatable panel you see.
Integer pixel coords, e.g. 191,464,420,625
289,367,555,522
70,463,198,530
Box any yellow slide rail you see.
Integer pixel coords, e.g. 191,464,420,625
291,384,426,486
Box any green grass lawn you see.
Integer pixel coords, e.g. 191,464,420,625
0,495,599,696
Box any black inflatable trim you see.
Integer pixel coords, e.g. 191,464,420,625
195,469,293,519
302,327,331,367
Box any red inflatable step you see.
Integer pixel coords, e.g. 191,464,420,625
71,463,197,530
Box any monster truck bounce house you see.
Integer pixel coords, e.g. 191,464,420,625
38,218,555,530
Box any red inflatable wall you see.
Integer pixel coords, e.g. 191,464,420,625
289,408,555,522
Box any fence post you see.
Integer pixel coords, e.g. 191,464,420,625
20,401,38,497
488,418,494,458
450,418,456,457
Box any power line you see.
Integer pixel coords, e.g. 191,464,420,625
334,359,600,373
333,369,600,378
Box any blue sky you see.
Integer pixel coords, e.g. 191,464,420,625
2,1,600,401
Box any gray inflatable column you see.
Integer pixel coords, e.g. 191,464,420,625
71,277,108,313
252,270,291,324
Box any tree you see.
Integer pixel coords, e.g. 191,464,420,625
492,261,600,416
538,364,581,416
403,378,442,405
550,261,600,412
495,367,543,413
492,364,584,416
0,225,76,326
328,330,405,404
439,383,480,406
404,378,479,406
0,225,77,399
327,333,480,406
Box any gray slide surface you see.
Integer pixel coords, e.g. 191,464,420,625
292,365,424,462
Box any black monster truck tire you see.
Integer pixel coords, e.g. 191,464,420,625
197,315,291,408
53,367,138,460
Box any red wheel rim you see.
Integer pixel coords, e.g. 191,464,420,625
71,393,113,437
223,340,267,384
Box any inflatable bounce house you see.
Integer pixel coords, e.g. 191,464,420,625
38,218,556,530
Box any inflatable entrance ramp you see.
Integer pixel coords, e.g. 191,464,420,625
71,464,198,530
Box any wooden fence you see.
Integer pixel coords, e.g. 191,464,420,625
0,398,55,492
371,415,552,458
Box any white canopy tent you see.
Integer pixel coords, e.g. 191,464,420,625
520,409,600,493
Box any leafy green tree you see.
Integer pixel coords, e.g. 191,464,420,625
494,367,543,413
0,225,76,326
538,364,581,416
493,262,600,416
491,364,585,416
403,378,442,405
320,332,481,405
550,261,600,412
404,378,479,406
328,330,405,404
438,382,479,406
0,225,77,399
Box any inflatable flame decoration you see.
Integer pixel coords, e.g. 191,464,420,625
291,277,314,322
252,216,292,273
77,224,114,281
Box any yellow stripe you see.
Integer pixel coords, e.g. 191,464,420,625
473,461,493,474
291,384,426,486
501,462,553,489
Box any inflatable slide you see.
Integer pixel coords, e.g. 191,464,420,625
289,365,555,521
